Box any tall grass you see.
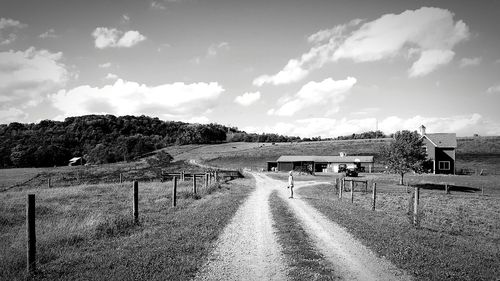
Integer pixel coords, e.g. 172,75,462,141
297,183,500,280
0,176,254,280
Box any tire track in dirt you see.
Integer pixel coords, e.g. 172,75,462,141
192,172,288,281
254,172,414,281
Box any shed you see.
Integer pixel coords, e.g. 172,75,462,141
68,157,84,166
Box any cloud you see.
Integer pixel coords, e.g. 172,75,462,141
98,62,112,68
243,113,485,138
0,17,27,45
459,57,482,68
105,73,118,80
207,42,229,57
0,47,68,114
122,14,130,23
92,27,146,49
39,28,58,39
49,79,225,120
268,77,356,116
151,1,166,10
486,84,500,94
234,91,261,106
254,7,469,86
409,49,454,77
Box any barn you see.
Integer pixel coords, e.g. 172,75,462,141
268,154,374,173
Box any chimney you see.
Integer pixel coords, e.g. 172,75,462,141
419,125,426,136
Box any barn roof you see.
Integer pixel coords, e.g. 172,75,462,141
276,155,374,163
424,133,457,148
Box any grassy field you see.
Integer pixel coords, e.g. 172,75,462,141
294,178,500,281
164,137,500,174
0,175,254,280
0,160,205,192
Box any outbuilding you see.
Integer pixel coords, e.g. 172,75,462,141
68,157,85,166
271,154,374,173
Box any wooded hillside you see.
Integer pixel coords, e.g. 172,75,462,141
0,115,300,168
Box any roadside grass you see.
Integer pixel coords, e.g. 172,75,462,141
297,183,500,281
269,191,340,280
0,176,254,280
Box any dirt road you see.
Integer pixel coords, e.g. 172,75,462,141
194,172,413,280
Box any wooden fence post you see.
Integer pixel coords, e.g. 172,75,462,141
339,178,343,199
413,186,420,227
133,181,139,223
205,173,208,189
215,171,218,183
172,177,177,207
372,183,377,211
445,183,450,194
181,171,185,181
47,177,51,188
193,175,197,194
26,194,36,275
350,180,354,203
120,173,123,183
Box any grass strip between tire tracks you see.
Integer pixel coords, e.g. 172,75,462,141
269,190,341,280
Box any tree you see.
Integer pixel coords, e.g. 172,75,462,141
381,130,427,184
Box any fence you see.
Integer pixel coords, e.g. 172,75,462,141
331,177,493,229
19,167,238,277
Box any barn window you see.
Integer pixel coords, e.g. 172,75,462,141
438,161,450,170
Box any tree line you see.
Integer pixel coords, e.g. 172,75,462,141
0,115,300,168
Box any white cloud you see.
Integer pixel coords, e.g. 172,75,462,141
98,62,112,68
243,113,485,138
0,17,27,45
122,14,130,23
0,47,68,122
105,73,118,80
234,91,261,106
92,27,146,49
459,57,482,68
307,18,362,45
0,47,68,107
39,28,58,39
253,59,309,86
254,7,469,86
409,49,454,77
268,77,356,116
486,84,500,94
151,1,166,10
49,79,225,120
207,42,230,57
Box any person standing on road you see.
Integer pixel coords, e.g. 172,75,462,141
288,170,294,198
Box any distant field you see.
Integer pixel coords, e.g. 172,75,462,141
0,160,204,192
164,137,500,174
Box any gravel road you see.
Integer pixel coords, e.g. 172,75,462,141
193,172,413,280
192,172,289,281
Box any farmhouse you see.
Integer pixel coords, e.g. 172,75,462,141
268,153,374,173
420,125,457,174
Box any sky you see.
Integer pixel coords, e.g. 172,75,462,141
1,0,500,137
